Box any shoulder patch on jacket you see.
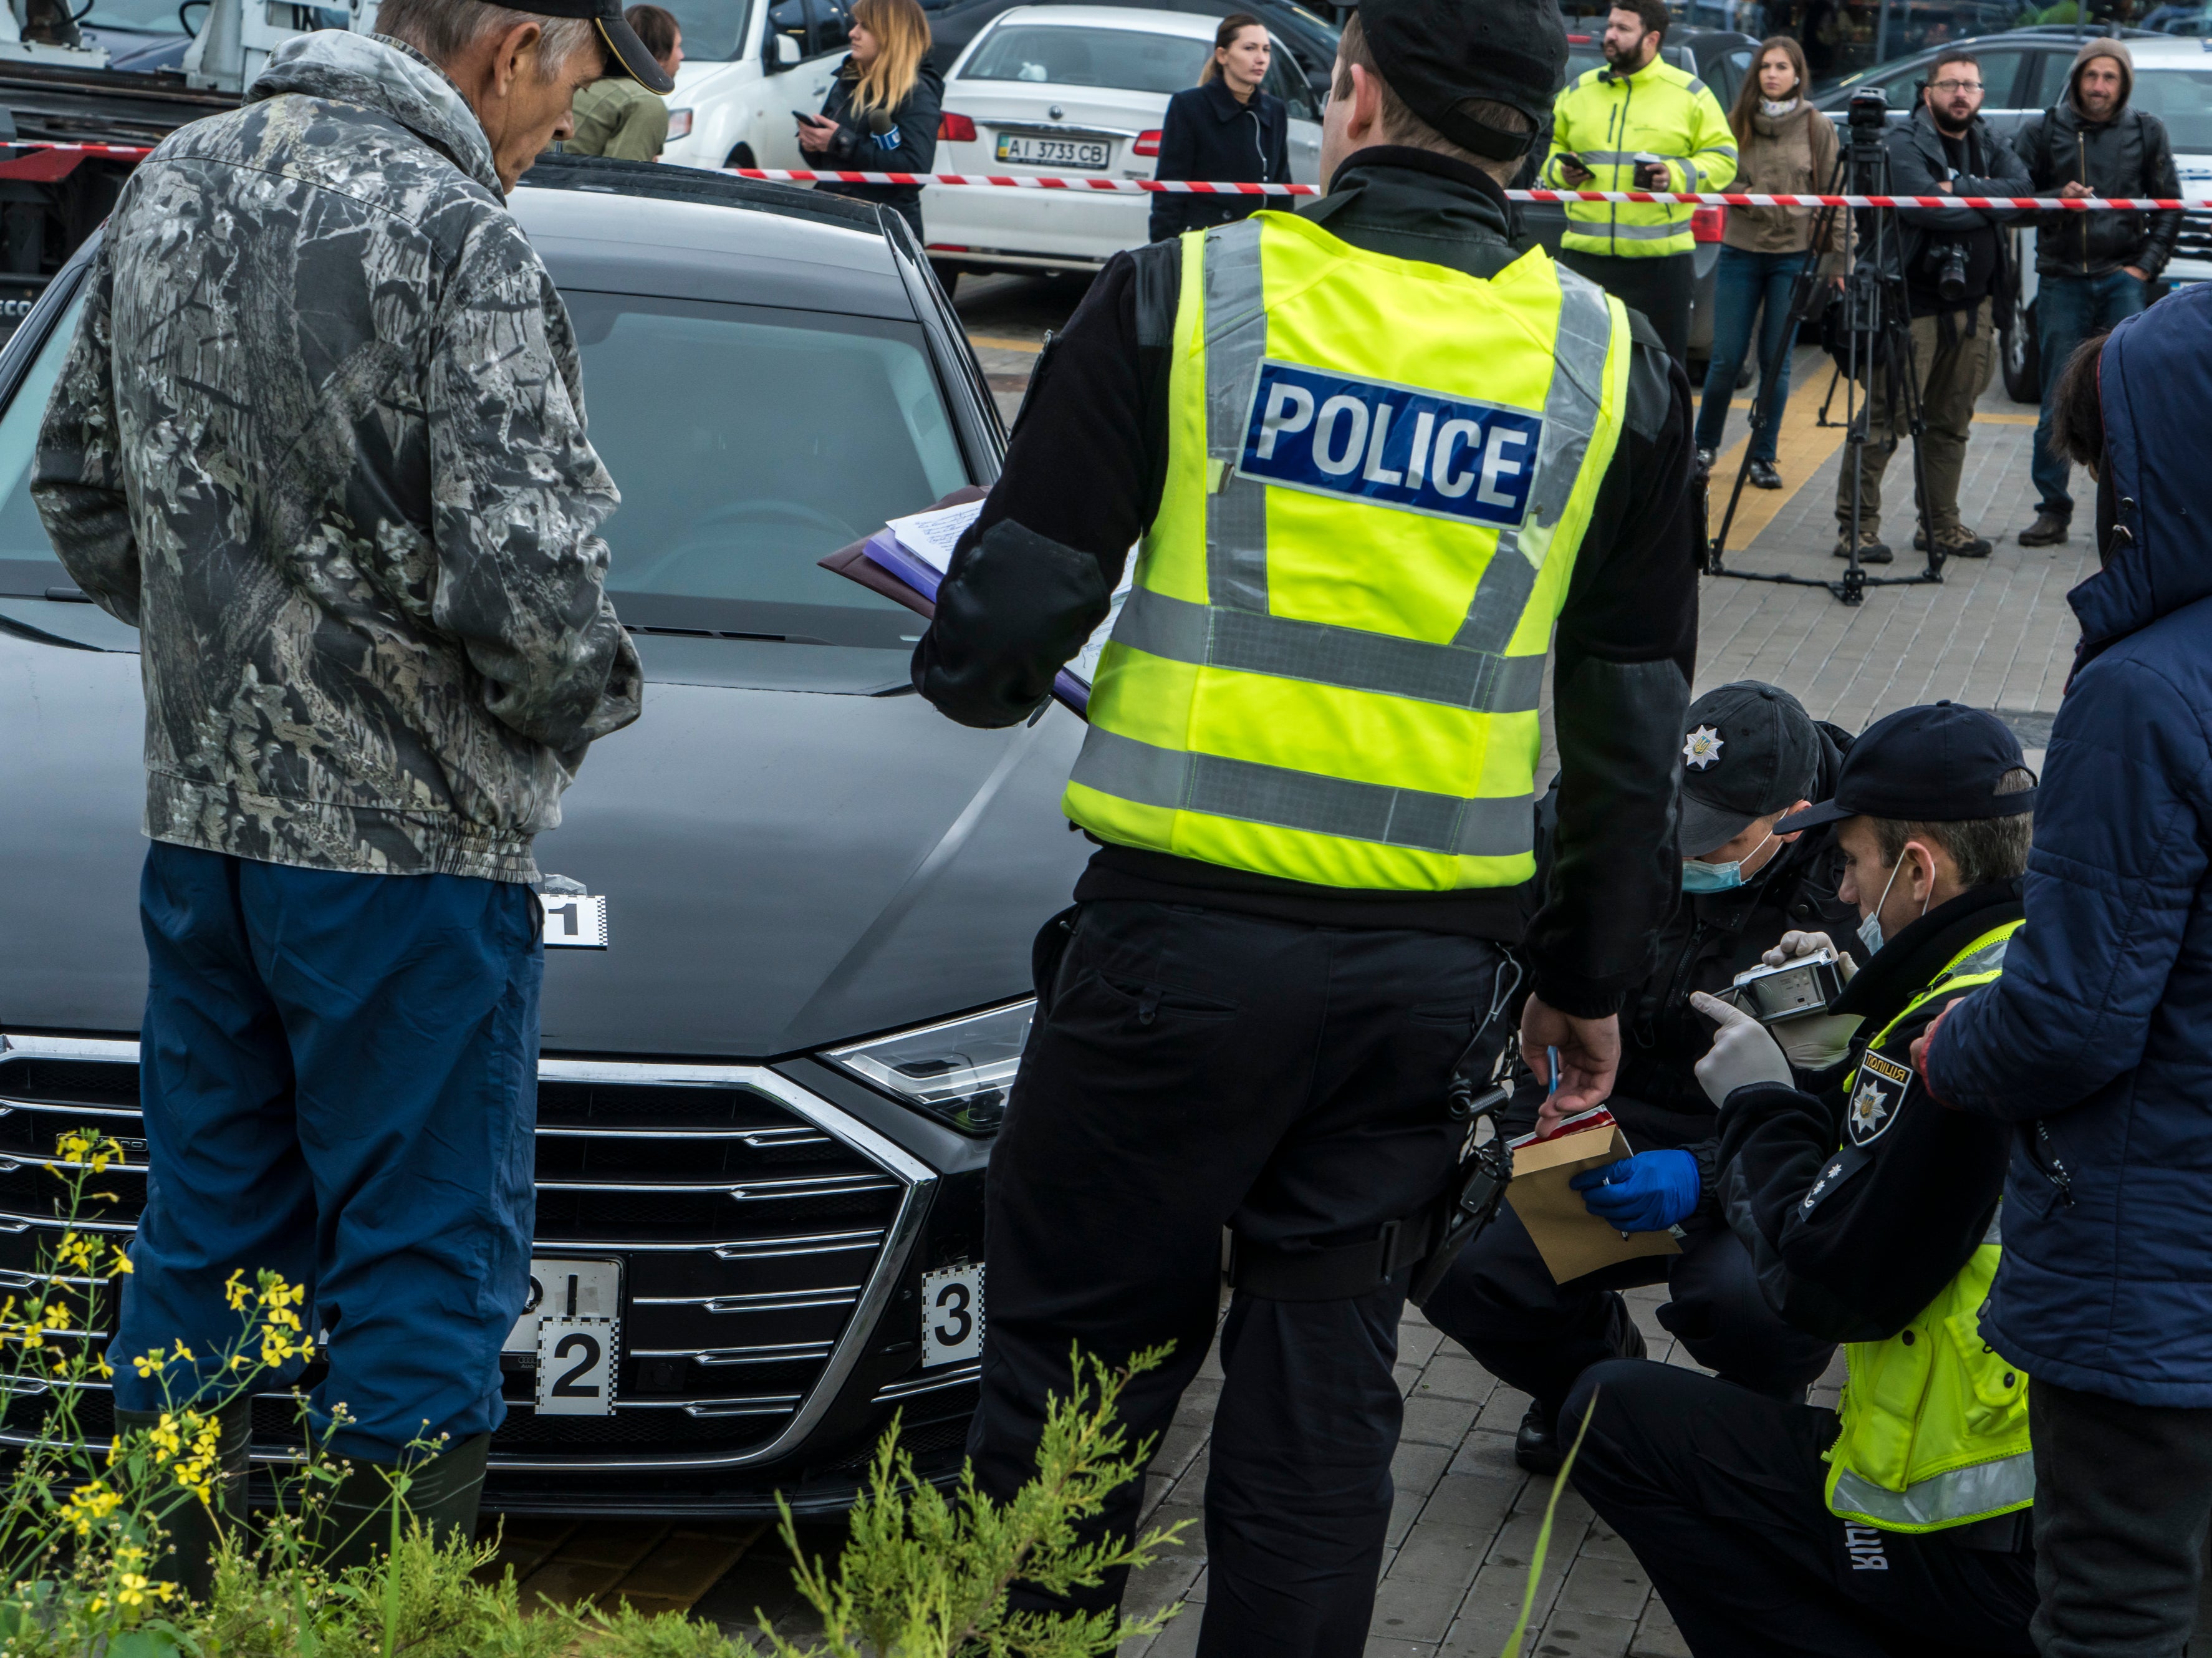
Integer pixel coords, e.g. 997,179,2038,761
1847,1049,1913,1147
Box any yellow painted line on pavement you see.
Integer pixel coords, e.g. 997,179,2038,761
966,334,1043,354
1708,382,2039,550
1706,377,1847,549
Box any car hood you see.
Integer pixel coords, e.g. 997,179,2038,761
0,622,1090,1058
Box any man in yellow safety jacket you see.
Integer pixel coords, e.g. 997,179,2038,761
908,0,1702,1647
1560,702,2041,1657
1541,0,1736,365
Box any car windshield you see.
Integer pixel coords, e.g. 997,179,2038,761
2130,67,2212,153
563,292,967,641
962,24,1209,92
0,286,971,649
655,0,753,62
72,0,189,31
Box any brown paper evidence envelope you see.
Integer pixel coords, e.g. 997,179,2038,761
1504,1121,1681,1284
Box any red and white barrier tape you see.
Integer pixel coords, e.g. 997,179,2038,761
2,142,152,157
726,168,2212,211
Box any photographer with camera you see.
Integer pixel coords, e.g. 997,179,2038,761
1425,682,1859,1475
1834,52,2030,566
1558,702,2040,1656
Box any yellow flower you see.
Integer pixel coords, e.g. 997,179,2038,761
170,1338,193,1362
223,1270,249,1312
132,1351,163,1379
107,1249,133,1278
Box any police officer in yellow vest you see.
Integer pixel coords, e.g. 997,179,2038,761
1559,703,2041,1656
1541,0,1736,366
910,0,1702,1646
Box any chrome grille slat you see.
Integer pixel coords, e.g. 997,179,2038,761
0,1034,936,1474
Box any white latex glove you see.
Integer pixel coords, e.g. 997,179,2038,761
1761,929,1858,982
1690,991,1796,1107
1773,1009,1863,1071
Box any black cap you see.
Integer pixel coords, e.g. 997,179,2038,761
1776,701,2035,835
1678,681,1822,858
509,0,674,93
1355,0,1567,160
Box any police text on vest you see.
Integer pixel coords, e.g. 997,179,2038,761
1238,360,1544,528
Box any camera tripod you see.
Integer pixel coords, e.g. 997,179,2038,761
1705,94,1946,607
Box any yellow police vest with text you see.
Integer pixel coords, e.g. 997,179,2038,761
1064,212,1632,891
1542,60,1739,259
1825,918,2032,1535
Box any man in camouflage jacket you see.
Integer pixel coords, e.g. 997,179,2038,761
29,0,661,1573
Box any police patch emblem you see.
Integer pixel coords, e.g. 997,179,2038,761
1684,726,1723,769
1847,1050,1914,1146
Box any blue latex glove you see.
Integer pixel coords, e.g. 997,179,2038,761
1569,1149,1701,1233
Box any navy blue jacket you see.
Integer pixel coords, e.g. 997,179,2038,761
1147,77,1289,242
1928,282,2212,1407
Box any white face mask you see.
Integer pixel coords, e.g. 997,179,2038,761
1857,855,1931,954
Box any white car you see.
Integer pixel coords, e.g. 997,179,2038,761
923,5,1324,281
656,0,857,174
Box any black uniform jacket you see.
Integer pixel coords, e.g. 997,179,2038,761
1719,879,2024,1344
912,148,1704,1019
1147,78,1292,242
1567,720,1867,1218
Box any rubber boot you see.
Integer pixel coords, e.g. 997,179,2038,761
113,1395,254,1603
314,1433,489,1578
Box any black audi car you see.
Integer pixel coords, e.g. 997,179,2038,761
0,157,1086,1515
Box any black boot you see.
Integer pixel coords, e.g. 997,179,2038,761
113,1395,254,1603
1514,1299,1648,1476
314,1433,489,1578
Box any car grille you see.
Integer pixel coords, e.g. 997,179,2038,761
2173,211,2212,267
0,1036,931,1473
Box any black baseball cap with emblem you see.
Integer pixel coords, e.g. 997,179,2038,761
1353,0,1568,160
1678,681,1822,859
1777,701,2035,834
507,0,675,92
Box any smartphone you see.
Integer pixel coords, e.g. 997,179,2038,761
793,110,824,125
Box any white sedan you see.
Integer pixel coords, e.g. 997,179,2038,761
923,5,1324,283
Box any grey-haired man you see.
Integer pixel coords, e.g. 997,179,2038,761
32,0,668,1588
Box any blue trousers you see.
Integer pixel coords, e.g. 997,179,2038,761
1696,246,1806,466
2032,267,2147,519
115,842,541,1461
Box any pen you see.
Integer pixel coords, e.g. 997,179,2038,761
1547,1045,1561,1102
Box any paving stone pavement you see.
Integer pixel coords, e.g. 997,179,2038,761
682,283,2192,1654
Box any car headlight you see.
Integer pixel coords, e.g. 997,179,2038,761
823,1000,1032,1135
667,107,694,141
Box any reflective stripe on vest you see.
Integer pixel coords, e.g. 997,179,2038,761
1825,920,2033,1535
1064,213,1631,891
1546,63,1737,259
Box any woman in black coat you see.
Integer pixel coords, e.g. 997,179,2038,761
799,0,943,242
1147,13,1291,243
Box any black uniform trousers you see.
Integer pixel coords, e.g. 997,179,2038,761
1562,1359,2038,1657
1421,1170,1837,1419
967,899,1510,1657
1559,248,1696,367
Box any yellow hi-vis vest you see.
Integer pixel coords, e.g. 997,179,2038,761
1064,212,1632,892
1542,59,1739,259
1825,918,2033,1535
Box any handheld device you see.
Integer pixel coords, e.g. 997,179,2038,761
1724,948,1847,1025
1632,150,1668,187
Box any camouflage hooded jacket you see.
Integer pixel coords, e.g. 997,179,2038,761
31,30,643,884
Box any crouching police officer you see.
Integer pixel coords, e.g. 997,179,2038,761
1559,701,2040,1656
908,0,1703,1646
1424,681,1858,1474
